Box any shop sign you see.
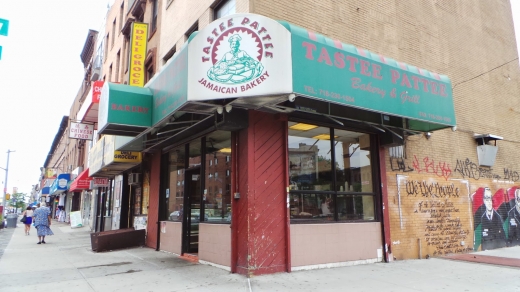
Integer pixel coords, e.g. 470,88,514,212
188,13,292,101
98,82,152,135
113,151,142,163
69,122,94,140
92,80,104,103
288,24,456,126
93,177,109,187
89,136,105,175
149,44,188,126
45,168,57,179
129,22,148,87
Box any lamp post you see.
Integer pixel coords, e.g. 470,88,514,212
0,149,15,211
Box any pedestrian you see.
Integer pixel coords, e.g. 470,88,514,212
33,203,53,244
22,206,34,235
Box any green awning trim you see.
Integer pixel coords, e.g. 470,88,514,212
278,20,456,131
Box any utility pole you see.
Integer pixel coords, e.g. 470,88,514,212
1,149,15,211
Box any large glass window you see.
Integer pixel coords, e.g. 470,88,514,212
288,122,377,223
204,131,232,223
288,125,332,191
167,146,186,221
214,0,236,20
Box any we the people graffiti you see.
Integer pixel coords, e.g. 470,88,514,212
472,186,520,250
391,174,472,259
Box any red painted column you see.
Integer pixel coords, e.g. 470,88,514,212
232,111,289,276
146,152,161,248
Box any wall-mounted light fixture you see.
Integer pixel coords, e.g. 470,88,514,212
474,134,503,167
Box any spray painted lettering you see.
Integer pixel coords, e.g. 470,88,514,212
405,180,460,198
454,158,501,180
412,155,452,181
389,157,413,172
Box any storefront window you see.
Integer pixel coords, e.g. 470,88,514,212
167,147,186,221
335,130,373,193
288,124,332,191
337,195,375,221
288,122,377,223
204,131,232,223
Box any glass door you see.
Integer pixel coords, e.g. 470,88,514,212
183,168,201,253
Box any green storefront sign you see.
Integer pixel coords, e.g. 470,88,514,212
149,44,188,126
282,22,456,129
98,83,153,134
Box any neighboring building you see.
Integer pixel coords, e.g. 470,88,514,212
41,0,520,276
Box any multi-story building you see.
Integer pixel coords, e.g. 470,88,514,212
42,0,520,276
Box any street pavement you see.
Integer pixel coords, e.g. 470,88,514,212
1,218,520,292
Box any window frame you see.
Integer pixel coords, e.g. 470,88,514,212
288,121,381,224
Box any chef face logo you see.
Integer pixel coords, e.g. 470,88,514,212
206,27,266,84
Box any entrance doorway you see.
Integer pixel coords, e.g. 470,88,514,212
183,168,201,254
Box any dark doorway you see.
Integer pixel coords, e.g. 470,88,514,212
182,167,201,254
71,192,81,211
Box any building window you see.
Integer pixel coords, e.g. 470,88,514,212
108,64,113,82
151,0,158,32
288,122,377,223
111,19,116,48
214,0,236,20
124,38,129,72
115,50,121,83
119,2,124,31
105,34,109,59
185,22,198,40
163,45,176,64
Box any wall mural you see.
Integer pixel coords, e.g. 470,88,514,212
472,187,520,250
388,153,520,259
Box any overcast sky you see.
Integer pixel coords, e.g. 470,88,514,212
0,1,520,197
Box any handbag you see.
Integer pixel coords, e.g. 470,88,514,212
20,215,27,223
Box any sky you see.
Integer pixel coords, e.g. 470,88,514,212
0,1,520,197
0,0,111,196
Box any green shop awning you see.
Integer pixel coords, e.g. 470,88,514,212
98,83,153,136
98,13,456,138
279,21,456,131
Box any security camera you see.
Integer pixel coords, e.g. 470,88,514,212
425,132,432,139
288,93,296,102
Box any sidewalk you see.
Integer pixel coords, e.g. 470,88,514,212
0,220,519,292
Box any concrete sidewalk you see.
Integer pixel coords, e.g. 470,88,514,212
0,220,519,292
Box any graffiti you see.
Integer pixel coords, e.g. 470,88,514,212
454,158,501,180
503,169,520,182
389,157,413,172
412,155,452,180
417,199,471,256
472,187,520,250
405,180,460,198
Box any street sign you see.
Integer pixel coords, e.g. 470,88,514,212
0,18,9,36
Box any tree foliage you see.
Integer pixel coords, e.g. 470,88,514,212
8,192,28,210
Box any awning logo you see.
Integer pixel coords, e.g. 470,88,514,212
206,28,265,84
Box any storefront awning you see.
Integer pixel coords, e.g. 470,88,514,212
49,174,70,195
38,186,50,197
98,83,153,136
69,168,93,192
89,135,142,177
97,13,456,139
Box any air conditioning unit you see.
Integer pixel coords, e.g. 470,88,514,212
128,173,140,185
91,67,100,81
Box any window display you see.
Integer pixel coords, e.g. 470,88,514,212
288,122,377,223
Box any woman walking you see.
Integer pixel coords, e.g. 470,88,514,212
22,206,34,235
33,203,53,244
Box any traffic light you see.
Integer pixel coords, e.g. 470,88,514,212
5,193,10,200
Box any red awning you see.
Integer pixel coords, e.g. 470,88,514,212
69,168,93,192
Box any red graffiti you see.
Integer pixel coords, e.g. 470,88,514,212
412,155,452,180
